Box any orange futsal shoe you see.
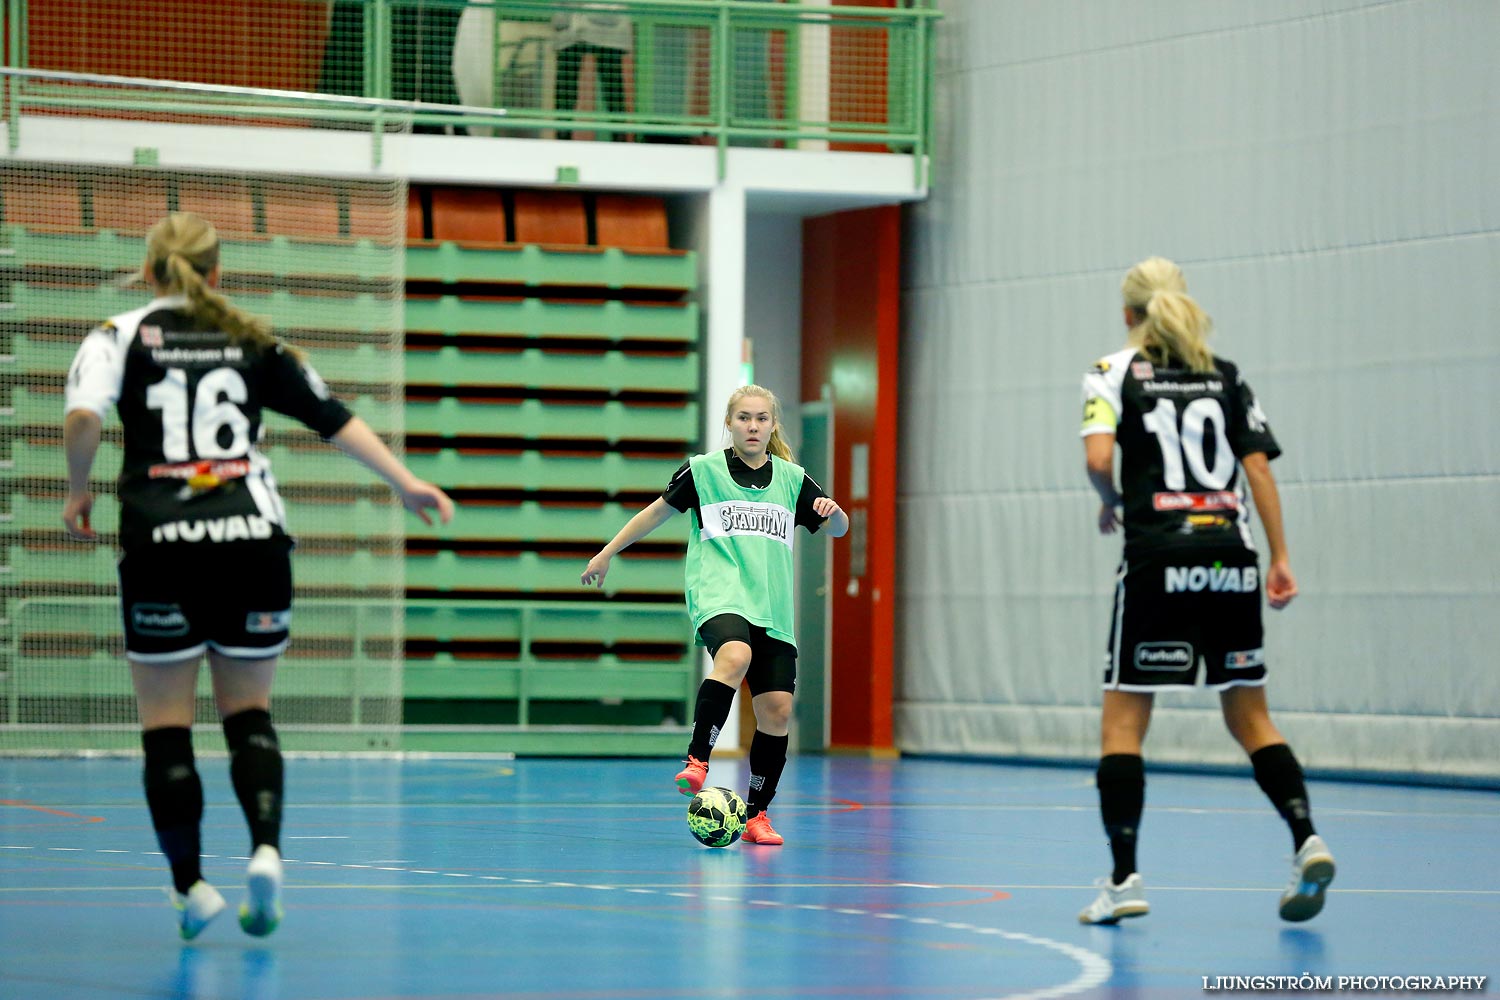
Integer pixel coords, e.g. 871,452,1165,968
674,756,708,796
743,810,784,846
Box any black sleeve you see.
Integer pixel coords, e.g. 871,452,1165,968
1224,364,1281,461
260,345,353,439
661,460,698,513
795,472,828,533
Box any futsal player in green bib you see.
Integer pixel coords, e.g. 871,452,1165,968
583,385,848,845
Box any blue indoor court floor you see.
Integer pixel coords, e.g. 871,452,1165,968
1,755,1495,1000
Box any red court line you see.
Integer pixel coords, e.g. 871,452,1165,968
0,800,105,823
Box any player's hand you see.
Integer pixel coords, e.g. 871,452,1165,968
63,491,98,541
812,496,843,520
581,553,611,588
1097,502,1121,535
400,479,455,526
1265,559,1298,609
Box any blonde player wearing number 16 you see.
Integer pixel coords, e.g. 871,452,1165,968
63,213,453,939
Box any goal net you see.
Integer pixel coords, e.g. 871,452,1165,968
0,157,408,754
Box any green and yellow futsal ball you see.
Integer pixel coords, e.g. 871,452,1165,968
687,786,747,847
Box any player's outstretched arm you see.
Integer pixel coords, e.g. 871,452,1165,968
331,416,455,526
1241,452,1297,609
582,497,677,588
62,409,102,541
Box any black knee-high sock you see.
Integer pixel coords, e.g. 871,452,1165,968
685,679,737,762
142,727,204,894
222,709,283,853
745,730,790,816
1251,743,1316,850
1097,753,1145,885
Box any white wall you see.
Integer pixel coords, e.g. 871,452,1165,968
898,0,1500,779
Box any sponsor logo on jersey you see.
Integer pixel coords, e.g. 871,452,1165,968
1164,565,1259,593
139,324,164,347
151,514,276,544
1090,359,1111,374
151,345,244,365
1131,361,1154,379
149,459,251,482
1142,379,1223,393
700,500,793,547
245,609,292,634
1152,491,1238,511
1135,642,1193,670
1225,648,1265,669
131,603,190,637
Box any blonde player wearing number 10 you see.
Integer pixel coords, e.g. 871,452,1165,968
1077,257,1335,925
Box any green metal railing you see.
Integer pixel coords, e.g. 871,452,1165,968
1,0,938,182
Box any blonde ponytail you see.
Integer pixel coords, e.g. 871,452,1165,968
724,384,796,463
145,213,303,362
1132,290,1215,373
1120,256,1215,373
1120,256,1185,311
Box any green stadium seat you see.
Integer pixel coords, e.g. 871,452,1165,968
404,295,698,341
403,397,697,443
404,346,697,394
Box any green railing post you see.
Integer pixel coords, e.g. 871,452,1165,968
783,10,800,149
6,0,24,153
518,605,532,726
912,5,924,187
636,15,656,120
715,0,730,179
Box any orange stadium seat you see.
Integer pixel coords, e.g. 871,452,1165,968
91,176,169,235
594,194,670,251
513,190,588,247
177,178,257,237
406,187,427,241
343,184,409,242
262,182,341,239
0,174,85,231
430,187,508,244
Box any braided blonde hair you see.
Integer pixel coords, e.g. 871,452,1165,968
144,213,301,361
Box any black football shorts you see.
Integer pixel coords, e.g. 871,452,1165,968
1103,546,1266,691
118,539,293,663
696,613,798,696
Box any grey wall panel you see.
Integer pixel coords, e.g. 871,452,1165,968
901,0,1500,778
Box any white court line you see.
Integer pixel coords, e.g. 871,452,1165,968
113,844,1500,1000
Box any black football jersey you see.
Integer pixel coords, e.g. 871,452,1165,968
65,295,353,550
1080,347,1280,554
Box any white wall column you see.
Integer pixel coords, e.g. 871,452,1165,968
701,181,749,749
